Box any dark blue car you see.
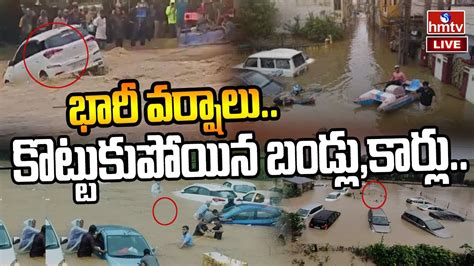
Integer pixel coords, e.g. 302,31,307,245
220,204,282,226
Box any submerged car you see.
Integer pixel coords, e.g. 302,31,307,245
296,203,324,220
401,210,452,238
325,192,341,202
95,225,157,266
3,25,104,84
174,183,238,205
233,48,315,78
368,208,391,233
406,197,432,206
417,204,445,212
45,218,68,266
429,210,466,222
308,210,341,230
233,70,284,97
237,190,282,206
0,219,20,266
222,180,257,197
220,204,282,226
335,187,350,195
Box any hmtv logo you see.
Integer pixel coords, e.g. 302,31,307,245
427,10,465,35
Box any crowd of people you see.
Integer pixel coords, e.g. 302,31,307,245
15,0,235,49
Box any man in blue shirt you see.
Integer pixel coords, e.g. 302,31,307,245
180,225,193,248
194,201,211,220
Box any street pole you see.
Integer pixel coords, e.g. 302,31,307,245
399,0,412,65
372,0,376,27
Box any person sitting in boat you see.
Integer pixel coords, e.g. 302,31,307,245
385,65,407,89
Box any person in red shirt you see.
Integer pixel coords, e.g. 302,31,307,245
385,65,407,88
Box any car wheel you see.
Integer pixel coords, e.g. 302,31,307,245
39,71,48,81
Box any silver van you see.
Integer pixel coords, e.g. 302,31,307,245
401,210,452,238
368,208,391,233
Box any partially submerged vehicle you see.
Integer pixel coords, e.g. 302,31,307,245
368,208,391,233
233,70,284,97
220,204,282,226
0,219,20,266
308,210,341,230
429,210,466,222
353,80,422,112
95,225,157,266
174,183,238,205
296,203,324,220
45,218,68,266
234,48,315,77
401,210,452,238
223,180,257,197
325,192,342,202
237,190,282,206
3,25,105,84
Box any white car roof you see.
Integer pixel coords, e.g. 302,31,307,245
248,48,302,59
327,192,340,196
299,203,323,210
189,183,233,191
25,24,85,43
224,180,256,186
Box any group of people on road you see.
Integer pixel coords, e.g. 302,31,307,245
386,65,437,110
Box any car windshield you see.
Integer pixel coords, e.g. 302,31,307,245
0,225,12,249
234,185,256,194
45,27,89,49
45,225,59,250
107,235,149,258
211,190,237,199
327,194,337,199
372,216,389,226
425,219,444,231
246,72,271,87
296,209,309,217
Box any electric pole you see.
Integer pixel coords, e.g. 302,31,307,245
399,0,412,65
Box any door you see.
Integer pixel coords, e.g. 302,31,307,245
434,55,443,81
11,41,44,82
260,58,279,76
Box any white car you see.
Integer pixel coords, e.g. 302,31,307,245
0,219,20,266
335,187,350,195
417,204,445,212
233,48,314,78
222,180,257,197
406,197,432,206
174,184,238,205
3,25,104,84
237,190,282,205
45,218,68,266
325,192,341,202
296,203,324,220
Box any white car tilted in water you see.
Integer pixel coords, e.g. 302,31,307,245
233,48,315,77
0,219,20,266
325,192,342,202
222,180,257,197
3,25,104,84
45,218,68,266
174,184,238,205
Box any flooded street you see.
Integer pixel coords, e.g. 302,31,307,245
283,180,473,253
228,16,474,147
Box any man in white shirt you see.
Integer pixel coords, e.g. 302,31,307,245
93,10,107,49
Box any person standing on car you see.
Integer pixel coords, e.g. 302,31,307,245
417,81,436,110
93,10,107,49
19,8,33,42
140,248,160,266
110,6,126,47
30,225,45,257
77,225,105,257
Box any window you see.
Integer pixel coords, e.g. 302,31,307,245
183,186,199,194
0,226,12,250
107,235,149,258
276,59,290,69
256,210,277,219
334,0,341,10
12,45,26,65
292,54,306,68
244,58,258,68
197,187,210,196
242,192,254,202
233,210,255,220
12,41,44,65
261,58,275,68
45,28,84,49
211,190,237,199
234,185,256,194
310,206,322,214
45,225,59,250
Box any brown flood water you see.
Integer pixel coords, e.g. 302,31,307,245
227,16,474,148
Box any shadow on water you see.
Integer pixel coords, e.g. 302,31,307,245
228,15,474,146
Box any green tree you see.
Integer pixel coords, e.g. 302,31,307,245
236,0,278,40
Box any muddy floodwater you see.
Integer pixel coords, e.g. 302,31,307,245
228,16,474,147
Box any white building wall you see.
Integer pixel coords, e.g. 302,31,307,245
466,68,474,104
271,0,336,28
